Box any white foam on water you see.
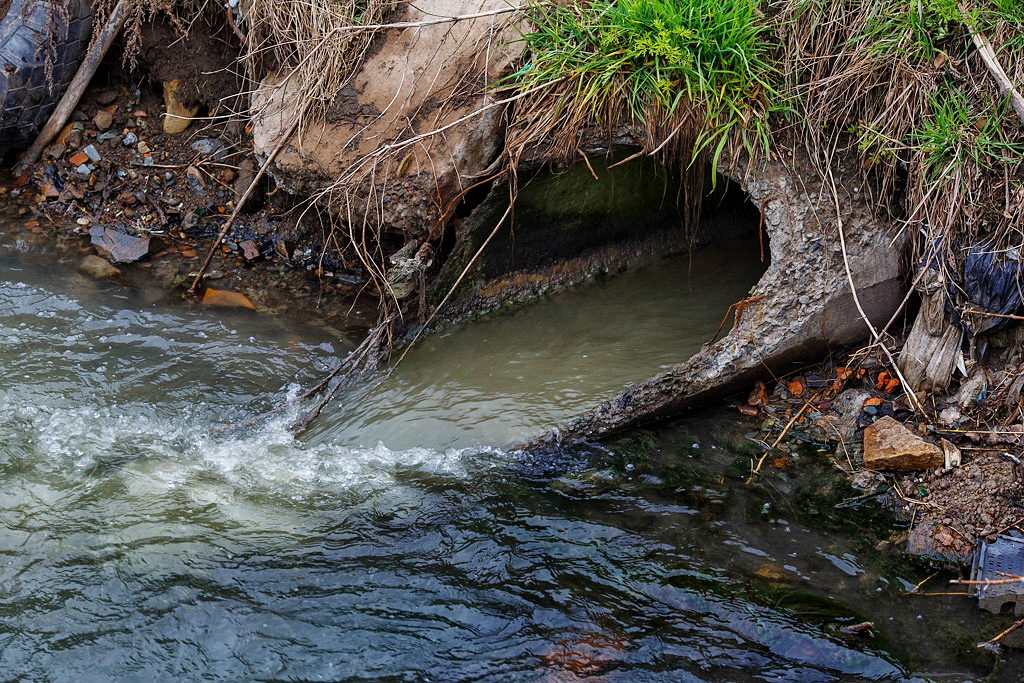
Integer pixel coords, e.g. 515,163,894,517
0,384,497,507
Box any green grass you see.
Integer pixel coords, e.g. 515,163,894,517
916,85,1024,184
511,0,780,174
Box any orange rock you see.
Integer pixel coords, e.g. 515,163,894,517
788,377,805,396
56,122,76,145
68,151,89,166
738,404,759,416
748,380,768,407
201,288,255,310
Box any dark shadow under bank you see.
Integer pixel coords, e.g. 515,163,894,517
429,150,766,328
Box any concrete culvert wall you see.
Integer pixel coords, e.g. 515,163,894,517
528,148,906,448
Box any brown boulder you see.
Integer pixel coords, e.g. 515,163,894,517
863,416,943,472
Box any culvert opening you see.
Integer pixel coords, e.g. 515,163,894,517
461,150,768,282
435,149,769,323
382,153,769,447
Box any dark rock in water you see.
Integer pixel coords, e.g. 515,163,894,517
89,226,155,263
77,255,120,278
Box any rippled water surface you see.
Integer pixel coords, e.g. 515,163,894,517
0,224,1015,681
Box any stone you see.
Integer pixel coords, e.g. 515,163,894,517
77,255,120,278
239,240,260,261
863,416,943,471
122,132,138,146
747,381,769,407
95,90,117,105
93,110,113,131
68,151,89,166
82,144,101,162
89,226,153,263
39,184,59,198
162,80,198,134
66,129,82,149
75,164,91,176
190,138,222,156
201,288,255,309
233,158,258,200
137,141,151,155
46,142,66,159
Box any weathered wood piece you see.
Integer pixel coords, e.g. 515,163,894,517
898,290,963,394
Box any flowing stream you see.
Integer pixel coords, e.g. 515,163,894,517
0,218,1017,680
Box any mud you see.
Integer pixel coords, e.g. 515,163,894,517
126,17,243,113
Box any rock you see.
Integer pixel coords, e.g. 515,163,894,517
66,129,82,149
239,240,260,261
190,138,222,156
89,226,153,263
185,165,205,193
940,438,961,470
68,151,89,166
75,164,91,176
863,416,943,471
233,158,258,200
93,110,113,131
95,90,117,106
748,381,769,407
938,406,961,425
46,142,66,159
122,132,138,146
201,288,255,309
39,184,59,198
77,255,120,278
82,144,101,162
137,141,151,155
906,518,973,562
162,80,198,134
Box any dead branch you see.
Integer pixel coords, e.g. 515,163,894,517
979,617,1024,649
968,28,1024,126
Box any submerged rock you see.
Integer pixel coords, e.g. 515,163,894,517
201,288,255,309
77,255,120,279
862,416,943,472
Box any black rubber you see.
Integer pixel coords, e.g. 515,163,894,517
0,0,92,158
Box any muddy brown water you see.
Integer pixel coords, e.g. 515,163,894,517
0,214,1021,680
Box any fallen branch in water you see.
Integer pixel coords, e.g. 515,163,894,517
979,617,1024,649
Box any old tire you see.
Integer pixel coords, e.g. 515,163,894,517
0,0,92,159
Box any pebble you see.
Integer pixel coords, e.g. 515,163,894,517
93,110,113,131
137,141,151,155
122,132,138,146
76,217,90,226
190,138,222,156
82,144,101,162
97,132,119,143
76,164,91,175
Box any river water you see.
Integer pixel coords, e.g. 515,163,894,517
0,218,1017,680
